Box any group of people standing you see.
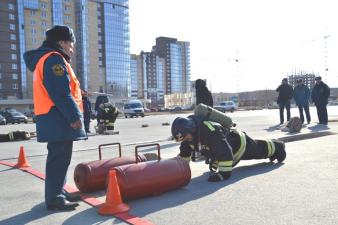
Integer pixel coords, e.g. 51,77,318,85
276,77,330,125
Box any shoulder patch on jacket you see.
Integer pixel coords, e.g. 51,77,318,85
52,64,65,76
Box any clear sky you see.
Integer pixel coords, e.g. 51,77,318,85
129,0,338,93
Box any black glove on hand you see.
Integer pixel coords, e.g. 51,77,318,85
208,171,231,182
179,141,193,157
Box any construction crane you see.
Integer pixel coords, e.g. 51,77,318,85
323,34,331,79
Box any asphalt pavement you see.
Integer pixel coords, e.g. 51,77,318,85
1,106,338,225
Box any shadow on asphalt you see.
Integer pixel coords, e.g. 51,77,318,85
307,124,330,132
61,208,113,225
0,203,58,225
0,203,113,225
265,123,331,134
129,162,283,216
0,167,15,173
265,124,282,132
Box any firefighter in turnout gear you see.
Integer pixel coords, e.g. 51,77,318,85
171,116,286,182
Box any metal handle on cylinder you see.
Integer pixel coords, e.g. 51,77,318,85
135,143,161,163
98,142,122,160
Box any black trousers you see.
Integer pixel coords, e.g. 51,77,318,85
315,104,328,124
279,101,290,123
227,132,278,167
241,135,269,161
84,116,90,132
298,105,311,123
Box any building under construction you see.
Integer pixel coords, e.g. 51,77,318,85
288,72,316,89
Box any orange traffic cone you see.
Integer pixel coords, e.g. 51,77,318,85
15,146,31,168
98,170,129,215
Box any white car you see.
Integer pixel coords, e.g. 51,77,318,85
123,100,145,118
214,101,237,113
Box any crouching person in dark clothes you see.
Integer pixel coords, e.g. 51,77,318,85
171,116,286,182
0,131,31,142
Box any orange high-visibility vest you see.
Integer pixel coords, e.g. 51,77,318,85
33,51,83,115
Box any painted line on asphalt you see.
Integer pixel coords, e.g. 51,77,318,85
0,160,155,225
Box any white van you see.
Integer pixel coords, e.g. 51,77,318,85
123,100,145,118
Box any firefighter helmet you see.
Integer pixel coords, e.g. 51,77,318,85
171,117,196,141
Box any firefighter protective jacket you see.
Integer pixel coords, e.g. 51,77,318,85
179,116,247,174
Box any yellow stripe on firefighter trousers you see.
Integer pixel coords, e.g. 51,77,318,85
180,156,191,162
266,140,276,157
218,161,233,172
232,130,246,165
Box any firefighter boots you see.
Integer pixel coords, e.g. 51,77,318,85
269,140,286,163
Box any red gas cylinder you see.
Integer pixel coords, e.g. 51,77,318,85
74,143,147,193
114,144,191,200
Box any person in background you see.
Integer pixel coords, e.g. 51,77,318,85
276,78,293,125
195,79,213,107
95,89,109,125
24,25,86,211
311,76,330,125
293,79,311,124
82,90,92,133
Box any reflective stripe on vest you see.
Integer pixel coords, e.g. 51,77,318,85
232,130,246,165
33,51,83,115
266,139,276,157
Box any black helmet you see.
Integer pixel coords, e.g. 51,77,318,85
171,117,196,141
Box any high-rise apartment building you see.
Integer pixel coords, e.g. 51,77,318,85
139,51,165,107
0,0,130,103
81,0,130,99
131,37,190,108
0,1,23,99
154,37,190,95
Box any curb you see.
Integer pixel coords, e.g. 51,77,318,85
278,131,337,143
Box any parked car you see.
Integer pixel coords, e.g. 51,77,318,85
123,99,145,118
0,115,6,125
3,111,28,124
170,106,183,112
214,101,237,113
4,108,17,113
